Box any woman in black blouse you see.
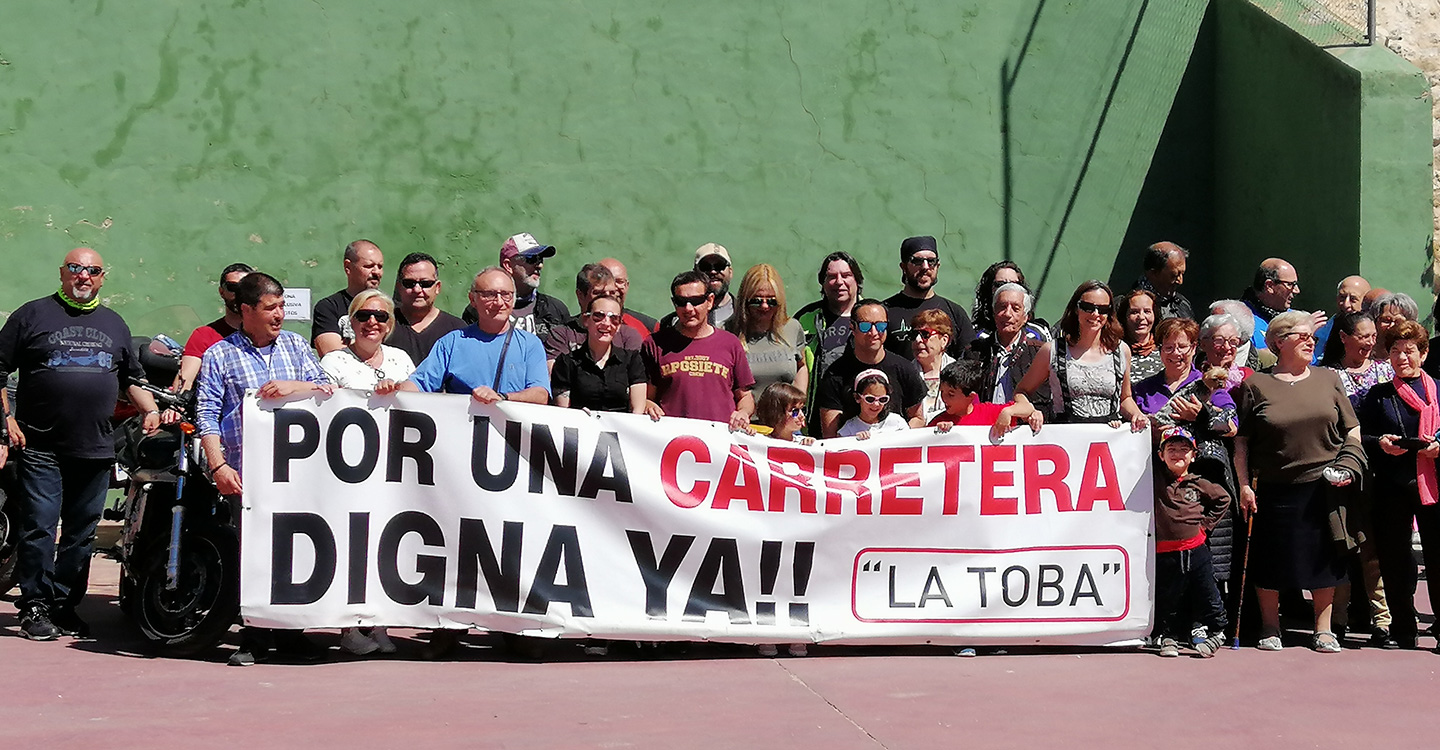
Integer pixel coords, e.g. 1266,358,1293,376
1358,320,1440,650
552,296,647,413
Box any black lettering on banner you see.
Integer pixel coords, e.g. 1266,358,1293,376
522,525,593,617
270,512,337,605
919,566,952,607
969,566,997,607
1037,564,1065,607
683,538,749,623
1001,565,1030,607
273,409,321,482
578,431,632,503
386,409,437,485
377,511,446,606
326,407,380,484
888,565,915,608
1070,564,1103,606
626,531,695,618
455,519,523,611
471,417,522,491
529,424,580,495
348,512,369,605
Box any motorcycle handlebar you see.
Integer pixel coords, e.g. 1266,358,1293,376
128,378,195,413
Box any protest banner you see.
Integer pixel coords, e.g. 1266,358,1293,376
241,390,1155,646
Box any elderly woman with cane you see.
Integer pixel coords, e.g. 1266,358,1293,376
1234,310,1367,653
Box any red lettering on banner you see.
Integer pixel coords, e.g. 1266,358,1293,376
712,445,765,511
823,450,872,515
1075,442,1125,511
766,446,817,513
979,444,1018,515
660,437,712,509
1023,443,1073,513
926,445,975,515
878,447,924,515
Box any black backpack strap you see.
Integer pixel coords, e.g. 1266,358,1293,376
492,326,516,392
1054,342,1072,422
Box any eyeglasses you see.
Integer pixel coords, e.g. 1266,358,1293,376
472,289,516,301
860,394,891,405
352,309,391,324
672,294,710,308
697,259,730,274
65,263,105,277
587,311,623,324
855,320,888,334
912,328,945,342
746,296,778,309
401,278,438,290
906,256,940,268
1076,300,1112,316
1273,279,1300,290
1280,331,1314,343
1207,336,1242,349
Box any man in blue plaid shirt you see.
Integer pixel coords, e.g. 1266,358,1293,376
195,271,332,666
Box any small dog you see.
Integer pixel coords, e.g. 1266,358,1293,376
1152,366,1230,429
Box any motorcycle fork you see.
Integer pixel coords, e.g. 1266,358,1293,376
165,435,192,592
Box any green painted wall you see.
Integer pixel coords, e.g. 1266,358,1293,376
1,0,1210,334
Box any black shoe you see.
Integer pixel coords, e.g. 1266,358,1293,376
1373,628,1400,650
272,630,326,662
50,608,91,639
229,628,274,666
19,606,62,641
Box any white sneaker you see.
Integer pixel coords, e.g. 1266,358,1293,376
341,628,379,655
756,644,779,657
370,628,397,654
786,644,808,657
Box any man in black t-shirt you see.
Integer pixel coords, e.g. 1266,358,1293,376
312,239,385,356
462,232,570,338
815,298,926,437
0,247,163,641
387,252,467,366
883,235,975,360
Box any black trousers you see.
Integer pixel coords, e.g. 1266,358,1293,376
1156,541,1228,639
1370,483,1440,642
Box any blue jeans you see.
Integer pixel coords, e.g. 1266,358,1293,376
15,448,112,612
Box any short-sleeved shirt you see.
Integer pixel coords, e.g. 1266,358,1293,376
552,345,647,413
817,350,927,422
881,292,976,359
0,294,145,458
183,318,237,359
623,309,658,338
740,318,806,397
319,345,416,390
409,326,550,396
544,315,645,361
388,309,468,366
641,327,755,423
1236,367,1359,485
462,291,571,340
928,402,1008,427
311,289,355,346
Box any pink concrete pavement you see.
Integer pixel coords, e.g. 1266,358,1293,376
2,557,1437,749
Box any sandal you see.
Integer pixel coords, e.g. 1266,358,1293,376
1311,631,1341,654
1256,634,1283,651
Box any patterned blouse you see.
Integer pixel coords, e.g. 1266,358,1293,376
1327,359,1394,409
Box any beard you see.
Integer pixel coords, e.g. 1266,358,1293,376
68,285,97,301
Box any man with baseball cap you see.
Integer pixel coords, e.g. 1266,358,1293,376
694,243,736,328
883,235,975,360
463,232,571,339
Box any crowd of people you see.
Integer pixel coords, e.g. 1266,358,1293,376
2,234,1439,665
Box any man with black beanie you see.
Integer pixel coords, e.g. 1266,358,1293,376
883,235,975,359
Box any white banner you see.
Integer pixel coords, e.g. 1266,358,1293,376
241,390,1155,646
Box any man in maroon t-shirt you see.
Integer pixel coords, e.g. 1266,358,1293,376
641,270,755,429
172,262,253,393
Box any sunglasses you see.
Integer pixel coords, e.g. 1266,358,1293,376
787,407,804,419
588,311,623,324
1076,300,1112,316
400,278,438,290
912,328,945,342
697,260,730,274
860,394,891,405
352,309,391,324
746,297,778,309
221,280,242,293
855,320,888,334
906,256,940,268
65,263,105,276
672,294,710,308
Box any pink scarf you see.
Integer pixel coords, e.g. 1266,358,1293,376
1393,373,1440,505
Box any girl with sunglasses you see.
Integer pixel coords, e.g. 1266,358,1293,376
748,382,815,445
726,264,808,401
838,369,909,439
1014,280,1148,431
551,296,647,414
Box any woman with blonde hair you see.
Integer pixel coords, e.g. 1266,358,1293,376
727,263,808,397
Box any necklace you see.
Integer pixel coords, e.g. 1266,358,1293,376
349,346,387,381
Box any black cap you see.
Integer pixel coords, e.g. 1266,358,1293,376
900,235,938,261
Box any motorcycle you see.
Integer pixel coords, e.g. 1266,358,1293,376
111,336,240,656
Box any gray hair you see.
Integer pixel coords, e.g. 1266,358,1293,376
1370,291,1419,321
1265,309,1313,352
1198,313,1241,342
1208,299,1254,340
992,282,1034,315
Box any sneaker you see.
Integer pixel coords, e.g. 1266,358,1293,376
369,628,397,654
1311,631,1342,654
1257,634,1284,651
340,628,379,655
1194,633,1225,658
1190,626,1207,648
756,644,779,657
228,629,272,667
786,643,808,657
50,608,91,639
1157,637,1180,657
19,606,61,641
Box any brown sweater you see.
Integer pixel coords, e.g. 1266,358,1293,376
1154,471,1231,550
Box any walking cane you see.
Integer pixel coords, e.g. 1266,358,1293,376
1230,477,1257,650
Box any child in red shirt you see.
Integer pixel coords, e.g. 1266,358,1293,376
1153,426,1231,658
928,360,1036,440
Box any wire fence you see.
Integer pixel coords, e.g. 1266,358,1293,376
1247,0,1375,47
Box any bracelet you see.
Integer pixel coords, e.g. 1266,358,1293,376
210,462,230,473
145,409,160,416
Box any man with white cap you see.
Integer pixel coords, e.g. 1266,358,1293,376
462,232,571,339
694,242,736,328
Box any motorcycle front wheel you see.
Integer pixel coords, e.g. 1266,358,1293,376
132,525,240,657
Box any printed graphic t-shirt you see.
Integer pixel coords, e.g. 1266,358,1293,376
642,327,756,423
